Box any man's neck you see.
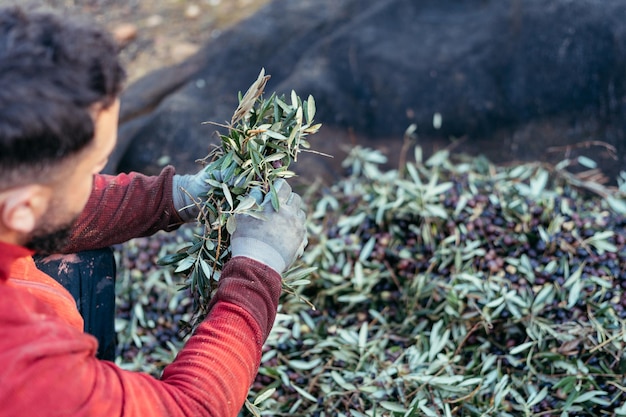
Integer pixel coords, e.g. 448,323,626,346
0,231,26,248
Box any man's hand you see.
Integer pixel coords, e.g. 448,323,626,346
172,169,211,223
172,168,251,223
231,179,307,274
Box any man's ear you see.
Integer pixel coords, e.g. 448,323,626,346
0,186,49,234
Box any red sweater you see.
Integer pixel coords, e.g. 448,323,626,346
0,168,282,417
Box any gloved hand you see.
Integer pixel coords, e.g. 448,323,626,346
173,168,250,222
231,179,307,274
172,168,211,223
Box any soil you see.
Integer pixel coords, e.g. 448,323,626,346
0,0,271,83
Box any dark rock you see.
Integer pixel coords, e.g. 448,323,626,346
111,0,626,184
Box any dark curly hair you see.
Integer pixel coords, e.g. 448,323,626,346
0,6,125,188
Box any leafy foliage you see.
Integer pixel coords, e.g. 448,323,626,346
118,74,626,415
158,69,321,325
243,146,626,416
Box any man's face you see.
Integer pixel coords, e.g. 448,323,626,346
25,99,120,253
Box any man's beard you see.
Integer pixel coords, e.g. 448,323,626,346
25,222,74,255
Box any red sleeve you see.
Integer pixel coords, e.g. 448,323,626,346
63,166,184,253
0,257,281,417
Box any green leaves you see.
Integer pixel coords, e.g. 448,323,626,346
139,84,626,414
159,68,322,322
242,146,626,415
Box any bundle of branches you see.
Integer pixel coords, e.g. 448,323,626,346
158,69,321,325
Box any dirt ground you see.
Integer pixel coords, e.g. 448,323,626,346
0,0,271,83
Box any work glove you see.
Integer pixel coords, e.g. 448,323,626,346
172,168,211,223
231,179,307,274
173,168,252,222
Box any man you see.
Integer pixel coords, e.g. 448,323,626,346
0,6,308,416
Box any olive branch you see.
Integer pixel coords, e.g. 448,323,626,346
159,69,322,327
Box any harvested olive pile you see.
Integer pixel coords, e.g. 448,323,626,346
116,144,626,416
114,230,193,375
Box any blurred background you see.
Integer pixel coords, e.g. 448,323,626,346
0,0,270,82
2,0,625,186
